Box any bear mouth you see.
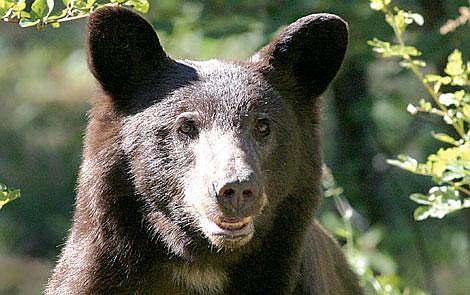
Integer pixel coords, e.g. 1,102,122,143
201,216,254,249
213,216,253,236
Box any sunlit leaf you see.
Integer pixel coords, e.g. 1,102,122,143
425,74,443,82
124,0,149,13
406,104,418,114
439,93,456,106
462,104,470,121
431,132,460,146
31,0,54,19
410,193,432,205
369,0,390,11
442,171,465,182
334,228,351,239
4,0,149,28
0,184,20,210
12,0,25,12
441,76,452,85
445,49,464,77
413,206,431,221
412,59,426,67
45,8,67,21
0,0,15,17
418,99,432,111
19,17,40,27
388,155,419,172
410,13,424,26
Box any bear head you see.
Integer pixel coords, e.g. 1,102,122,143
83,6,347,260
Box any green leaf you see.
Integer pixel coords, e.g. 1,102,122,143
438,93,456,106
45,8,68,21
19,10,29,18
31,0,54,19
334,227,351,239
368,38,422,59
454,90,465,101
419,99,432,111
464,198,470,208
0,184,20,210
413,206,431,221
0,0,15,17
410,13,424,26
424,74,443,82
12,0,25,12
441,171,465,182
431,132,460,146
369,0,390,11
387,155,418,172
400,59,426,68
19,17,40,27
412,59,426,67
406,104,418,114
462,104,470,121
392,45,421,57
445,49,464,77
441,76,452,85
124,0,149,13
412,186,468,220
410,193,432,205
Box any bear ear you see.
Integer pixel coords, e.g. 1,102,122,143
87,6,168,102
254,13,348,100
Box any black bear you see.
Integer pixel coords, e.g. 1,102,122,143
46,6,362,295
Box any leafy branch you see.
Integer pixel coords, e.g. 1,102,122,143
0,183,20,210
322,167,427,294
1,0,149,29
368,0,470,220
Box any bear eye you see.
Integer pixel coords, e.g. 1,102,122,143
178,120,197,137
256,118,270,137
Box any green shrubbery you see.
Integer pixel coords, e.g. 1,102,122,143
368,0,469,221
323,167,428,294
1,0,468,293
0,0,148,28
0,1,148,210
322,1,468,294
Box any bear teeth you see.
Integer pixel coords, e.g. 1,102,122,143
215,217,252,231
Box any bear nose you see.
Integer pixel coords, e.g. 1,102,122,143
216,178,259,217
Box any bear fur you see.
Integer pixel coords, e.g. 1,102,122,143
45,6,362,295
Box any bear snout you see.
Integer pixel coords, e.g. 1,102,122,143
215,176,262,218
189,173,268,250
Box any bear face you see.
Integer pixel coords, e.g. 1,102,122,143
85,7,347,259
119,60,298,253
46,6,357,294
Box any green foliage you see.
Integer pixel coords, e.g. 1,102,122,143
0,0,149,29
1,0,468,292
322,167,428,295
368,0,470,220
0,183,20,210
